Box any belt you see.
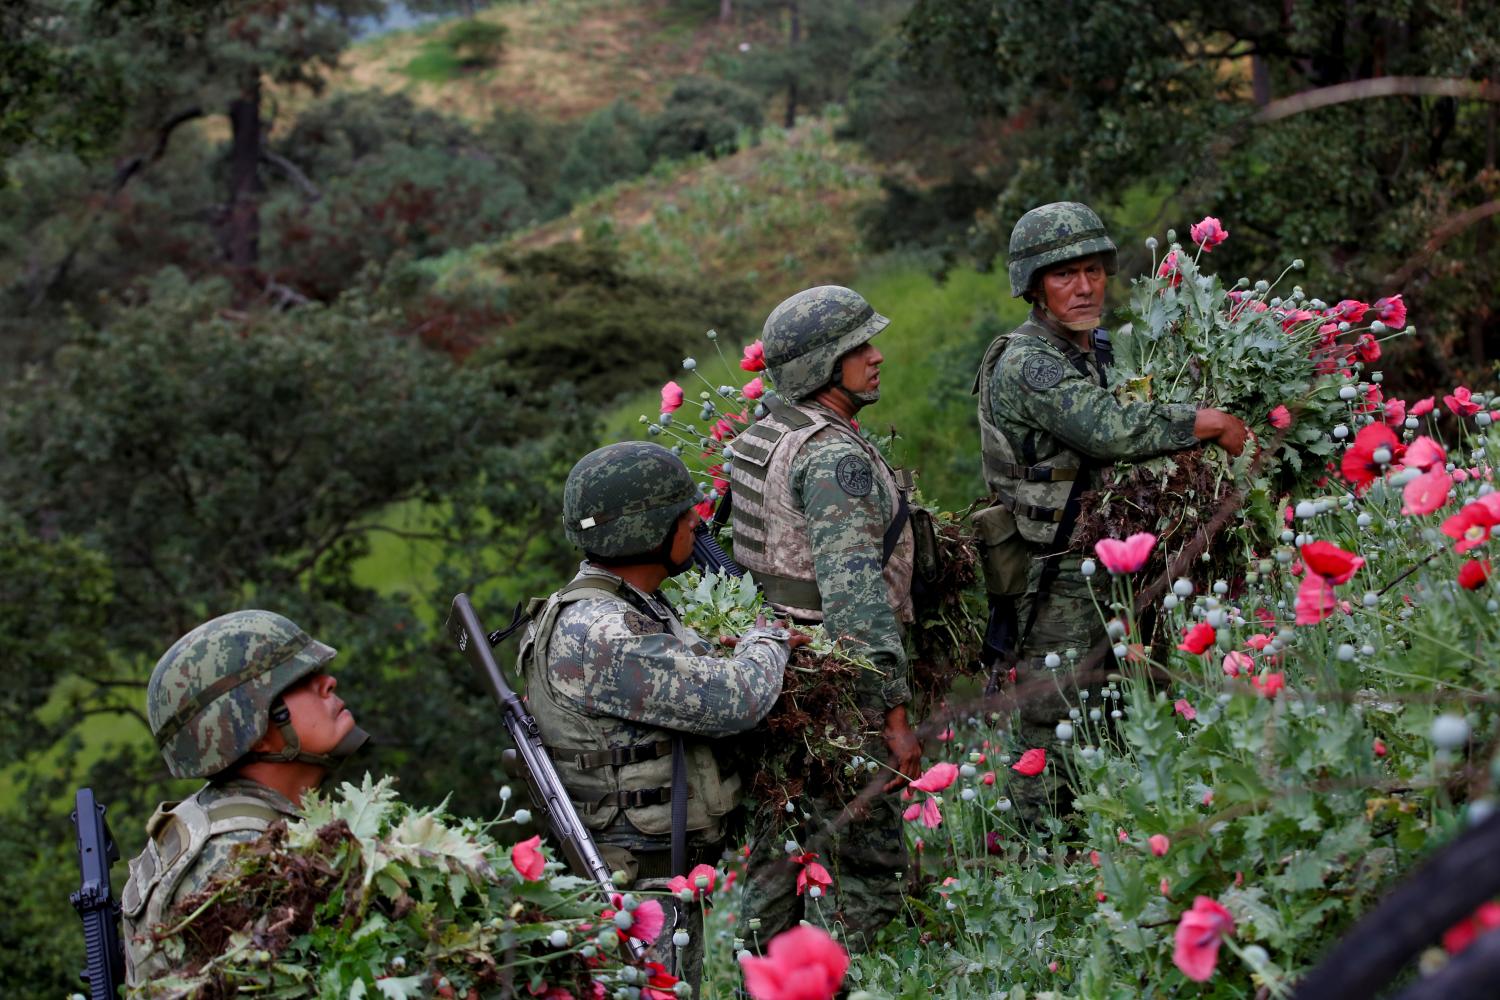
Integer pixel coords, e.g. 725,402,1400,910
628,842,726,880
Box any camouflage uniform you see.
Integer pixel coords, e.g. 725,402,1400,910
977,203,1199,823
122,610,365,985
538,442,792,985
730,286,913,952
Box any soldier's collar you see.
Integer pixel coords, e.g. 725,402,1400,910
1027,308,1094,360
576,561,676,624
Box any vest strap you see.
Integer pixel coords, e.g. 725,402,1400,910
754,570,824,611
990,461,1078,483
993,489,1068,524
579,787,675,811
548,740,673,770
764,394,814,429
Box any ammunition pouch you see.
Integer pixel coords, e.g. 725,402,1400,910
972,502,1031,598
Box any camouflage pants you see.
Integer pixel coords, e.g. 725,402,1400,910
741,790,907,955
1009,555,1108,827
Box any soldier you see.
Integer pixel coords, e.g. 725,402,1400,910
727,285,922,952
522,440,799,986
974,200,1247,823
121,610,370,984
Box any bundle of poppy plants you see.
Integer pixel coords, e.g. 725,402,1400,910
1071,215,1414,582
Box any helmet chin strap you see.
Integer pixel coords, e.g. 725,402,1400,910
250,696,370,771
830,368,879,409
1041,304,1102,334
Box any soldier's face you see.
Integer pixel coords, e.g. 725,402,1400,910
1039,254,1107,328
278,671,357,754
667,507,700,572
838,342,884,395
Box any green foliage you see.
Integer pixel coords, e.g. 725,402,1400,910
648,76,762,161
476,241,754,407
555,101,653,205
445,18,509,70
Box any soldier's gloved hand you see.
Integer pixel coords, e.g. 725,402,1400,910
1193,408,1249,457
720,622,810,650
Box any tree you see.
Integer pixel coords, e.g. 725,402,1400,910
896,0,1500,376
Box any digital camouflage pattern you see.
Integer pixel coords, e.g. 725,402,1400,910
979,309,1199,823
761,285,890,400
563,442,700,558
728,397,916,658
1006,201,1119,298
148,610,335,778
742,791,907,954
123,779,297,984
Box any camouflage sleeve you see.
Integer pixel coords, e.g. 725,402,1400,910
791,432,911,710
550,601,787,737
993,343,1200,460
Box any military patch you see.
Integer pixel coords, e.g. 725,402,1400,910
1021,354,1065,390
835,454,874,497
621,610,664,636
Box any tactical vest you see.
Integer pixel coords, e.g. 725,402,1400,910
726,396,915,622
519,571,740,841
974,318,1106,547
121,784,290,983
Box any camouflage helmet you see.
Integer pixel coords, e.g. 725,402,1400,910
1006,201,1118,298
564,441,699,558
762,285,890,400
148,610,336,778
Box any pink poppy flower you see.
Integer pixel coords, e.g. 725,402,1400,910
1158,251,1182,287
1189,216,1229,252
1373,738,1387,757
1445,386,1482,416
910,762,959,792
711,418,735,442
1244,634,1274,651
740,340,767,372
603,895,666,944
742,377,765,400
901,797,943,828
1173,699,1197,721
1173,896,1235,982
1401,468,1453,516
511,835,545,881
1222,650,1253,677
1149,834,1171,857
1094,531,1158,574
660,381,684,414
740,925,849,1000
1161,878,1172,897
1011,748,1047,776
1373,294,1407,329
1410,396,1436,417
668,863,719,900
1443,501,1498,553
1385,398,1407,426
1268,405,1292,429
1332,299,1370,323
1403,436,1446,472
1295,572,1337,625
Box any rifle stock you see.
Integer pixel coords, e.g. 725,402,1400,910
445,593,648,960
71,787,125,999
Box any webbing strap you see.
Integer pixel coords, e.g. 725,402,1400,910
548,740,673,770
578,787,674,811
993,490,1067,524
883,491,911,563
670,737,688,876
991,460,1078,483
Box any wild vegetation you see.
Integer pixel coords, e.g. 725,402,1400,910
6,0,1500,996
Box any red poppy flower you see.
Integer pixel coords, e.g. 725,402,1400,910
641,961,681,1000
1173,896,1235,982
1332,299,1370,323
1374,294,1407,329
1245,634,1273,652
742,377,765,400
1158,251,1182,288
1177,622,1217,655
1459,559,1492,591
1445,386,1482,416
1402,468,1453,517
1443,501,1498,553
909,761,959,792
1295,572,1337,625
1251,672,1286,698
1300,541,1364,584
1340,422,1402,493
511,835,545,881
901,797,943,828
1268,405,1292,429
1403,436,1446,472
1442,901,1500,956
740,340,767,372
1411,396,1435,417
1011,748,1047,776
667,862,719,900
794,854,833,896
1355,333,1381,363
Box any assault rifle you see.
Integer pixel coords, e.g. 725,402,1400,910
690,520,744,578
71,787,126,999
445,594,647,961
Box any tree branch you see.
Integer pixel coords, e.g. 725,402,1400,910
259,148,322,203
1383,199,1500,289
1252,77,1500,125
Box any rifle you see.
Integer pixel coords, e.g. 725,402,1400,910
71,787,126,999
690,520,744,578
445,594,648,961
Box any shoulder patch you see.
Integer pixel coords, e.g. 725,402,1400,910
1021,353,1065,390
620,609,665,637
834,454,874,497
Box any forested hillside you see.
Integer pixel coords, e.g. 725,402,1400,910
7,0,1500,996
